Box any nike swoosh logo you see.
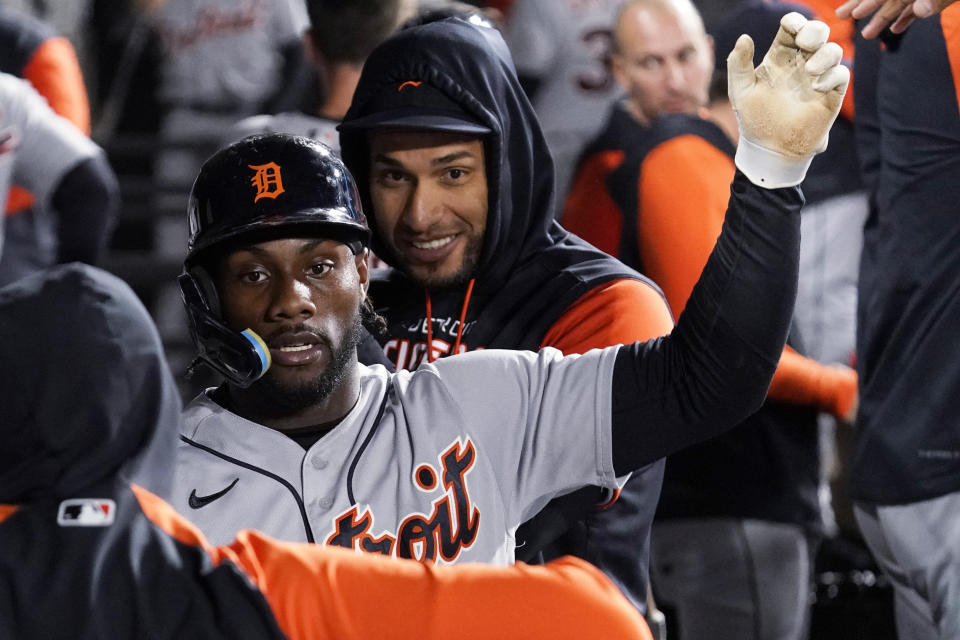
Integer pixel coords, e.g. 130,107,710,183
188,478,239,509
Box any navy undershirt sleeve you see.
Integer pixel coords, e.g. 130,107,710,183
610,171,804,475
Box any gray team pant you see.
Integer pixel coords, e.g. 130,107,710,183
650,518,811,640
854,492,960,639
795,191,869,537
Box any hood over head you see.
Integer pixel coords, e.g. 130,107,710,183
340,18,563,292
0,263,181,504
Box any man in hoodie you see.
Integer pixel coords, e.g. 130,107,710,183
0,262,654,639
336,15,674,614
170,11,846,602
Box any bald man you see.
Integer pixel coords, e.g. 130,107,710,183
611,0,714,127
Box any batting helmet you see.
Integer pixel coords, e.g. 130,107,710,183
178,133,370,387
185,133,369,266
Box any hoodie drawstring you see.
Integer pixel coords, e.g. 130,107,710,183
424,278,476,363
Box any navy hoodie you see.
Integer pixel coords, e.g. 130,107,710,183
0,264,287,639
340,18,669,610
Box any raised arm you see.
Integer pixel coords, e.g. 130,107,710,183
610,13,850,473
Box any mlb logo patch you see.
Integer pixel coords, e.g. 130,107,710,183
57,499,116,527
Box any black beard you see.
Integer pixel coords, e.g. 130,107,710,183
248,313,362,414
408,233,483,291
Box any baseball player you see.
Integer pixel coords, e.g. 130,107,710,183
0,72,118,286
837,1,960,637
0,262,653,640
171,14,849,583
0,7,94,274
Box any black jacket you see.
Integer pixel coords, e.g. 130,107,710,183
0,264,288,639
852,17,960,505
340,18,667,610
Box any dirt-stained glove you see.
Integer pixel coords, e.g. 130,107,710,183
728,12,850,188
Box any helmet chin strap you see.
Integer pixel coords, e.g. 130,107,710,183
240,328,272,376
178,272,272,388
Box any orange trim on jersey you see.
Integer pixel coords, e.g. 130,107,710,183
0,504,19,523
941,5,960,119
540,278,674,353
595,488,622,511
5,186,35,216
131,483,271,589
131,483,221,556
637,135,734,318
561,150,626,257
23,37,91,135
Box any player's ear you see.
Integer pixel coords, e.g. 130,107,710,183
355,247,370,296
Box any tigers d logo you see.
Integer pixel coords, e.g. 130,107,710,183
248,162,285,202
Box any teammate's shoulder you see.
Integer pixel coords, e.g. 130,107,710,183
648,113,731,149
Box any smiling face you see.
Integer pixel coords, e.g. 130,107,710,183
367,130,488,290
612,0,713,126
214,237,369,425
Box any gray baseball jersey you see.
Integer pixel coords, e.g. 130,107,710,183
174,346,625,563
153,0,308,109
501,0,626,211
0,72,100,210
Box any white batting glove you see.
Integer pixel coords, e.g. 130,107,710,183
728,12,850,188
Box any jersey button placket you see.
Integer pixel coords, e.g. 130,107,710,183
304,453,336,517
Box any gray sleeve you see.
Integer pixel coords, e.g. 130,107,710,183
0,73,100,211
420,346,623,525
